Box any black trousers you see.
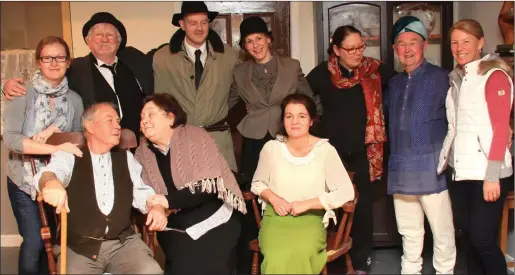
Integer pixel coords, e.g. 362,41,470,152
236,133,273,274
239,133,274,189
335,150,373,270
447,171,510,275
157,213,241,275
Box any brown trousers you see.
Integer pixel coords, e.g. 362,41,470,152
55,233,162,274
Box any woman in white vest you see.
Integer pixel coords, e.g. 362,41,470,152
438,19,513,275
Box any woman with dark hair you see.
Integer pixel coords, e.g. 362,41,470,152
3,36,84,275
228,16,322,272
438,19,513,275
250,93,354,274
306,25,395,273
134,93,246,275
228,16,321,186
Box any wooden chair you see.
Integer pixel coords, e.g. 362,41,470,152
499,190,514,269
30,129,153,274
243,172,358,275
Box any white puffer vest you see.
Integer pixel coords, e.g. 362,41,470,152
437,56,514,181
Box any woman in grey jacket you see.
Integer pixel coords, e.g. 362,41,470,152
3,36,83,275
227,16,321,273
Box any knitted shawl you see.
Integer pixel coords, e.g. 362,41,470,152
135,124,247,214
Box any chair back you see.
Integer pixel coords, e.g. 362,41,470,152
242,191,263,229
46,132,86,147
326,172,358,251
120,129,137,150
46,129,137,150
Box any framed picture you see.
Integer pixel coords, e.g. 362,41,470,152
327,3,382,60
328,3,381,42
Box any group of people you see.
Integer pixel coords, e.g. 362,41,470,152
386,16,513,275
2,1,513,275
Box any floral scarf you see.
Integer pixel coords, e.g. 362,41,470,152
23,70,70,189
327,54,387,181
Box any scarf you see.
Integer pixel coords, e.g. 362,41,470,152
135,124,247,214
23,70,70,189
327,55,386,181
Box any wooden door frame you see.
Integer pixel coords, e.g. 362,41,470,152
61,1,73,58
206,1,290,56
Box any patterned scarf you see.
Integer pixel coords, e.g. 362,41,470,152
23,70,70,188
327,54,387,181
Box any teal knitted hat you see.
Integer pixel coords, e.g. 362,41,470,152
392,16,428,43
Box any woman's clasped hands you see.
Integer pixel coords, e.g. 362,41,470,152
269,195,311,216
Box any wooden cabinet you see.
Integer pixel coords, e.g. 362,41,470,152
314,1,454,247
315,2,454,72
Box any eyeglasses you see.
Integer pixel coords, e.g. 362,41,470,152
39,56,68,63
339,43,367,55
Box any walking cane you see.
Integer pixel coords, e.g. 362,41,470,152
60,211,67,274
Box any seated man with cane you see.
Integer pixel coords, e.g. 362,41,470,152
33,102,167,274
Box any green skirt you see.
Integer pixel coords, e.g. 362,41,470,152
258,205,327,274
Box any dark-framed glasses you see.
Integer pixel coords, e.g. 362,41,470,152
40,56,68,63
340,43,367,55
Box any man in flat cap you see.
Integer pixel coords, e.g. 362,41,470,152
385,16,456,274
3,12,153,140
153,1,240,171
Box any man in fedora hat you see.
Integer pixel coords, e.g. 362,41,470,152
2,12,153,141
153,1,240,171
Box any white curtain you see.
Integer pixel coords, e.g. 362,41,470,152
1,49,37,135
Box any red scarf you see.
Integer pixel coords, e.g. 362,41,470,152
327,54,387,181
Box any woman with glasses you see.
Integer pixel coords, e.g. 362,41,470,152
306,25,394,274
3,36,84,275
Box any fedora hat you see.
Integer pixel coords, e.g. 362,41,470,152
82,12,127,50
172,1,218,27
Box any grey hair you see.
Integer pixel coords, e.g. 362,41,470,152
81,102,119,129
86,23,122,48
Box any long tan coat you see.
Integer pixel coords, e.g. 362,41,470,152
153,40,240,171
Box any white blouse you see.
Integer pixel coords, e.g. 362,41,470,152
251,138,355,227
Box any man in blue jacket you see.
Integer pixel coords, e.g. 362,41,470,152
386,16,456,274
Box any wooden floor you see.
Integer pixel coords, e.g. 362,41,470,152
3,245,512,274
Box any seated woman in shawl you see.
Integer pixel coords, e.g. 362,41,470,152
134,93,246,275
250,94,355,274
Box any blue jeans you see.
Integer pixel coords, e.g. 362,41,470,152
7,177,51,275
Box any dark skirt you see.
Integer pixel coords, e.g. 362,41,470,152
157,212,242,275
332,148,374,271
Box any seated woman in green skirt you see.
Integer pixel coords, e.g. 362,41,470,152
251,94,355,274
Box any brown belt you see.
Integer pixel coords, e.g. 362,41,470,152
202,117,230,132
